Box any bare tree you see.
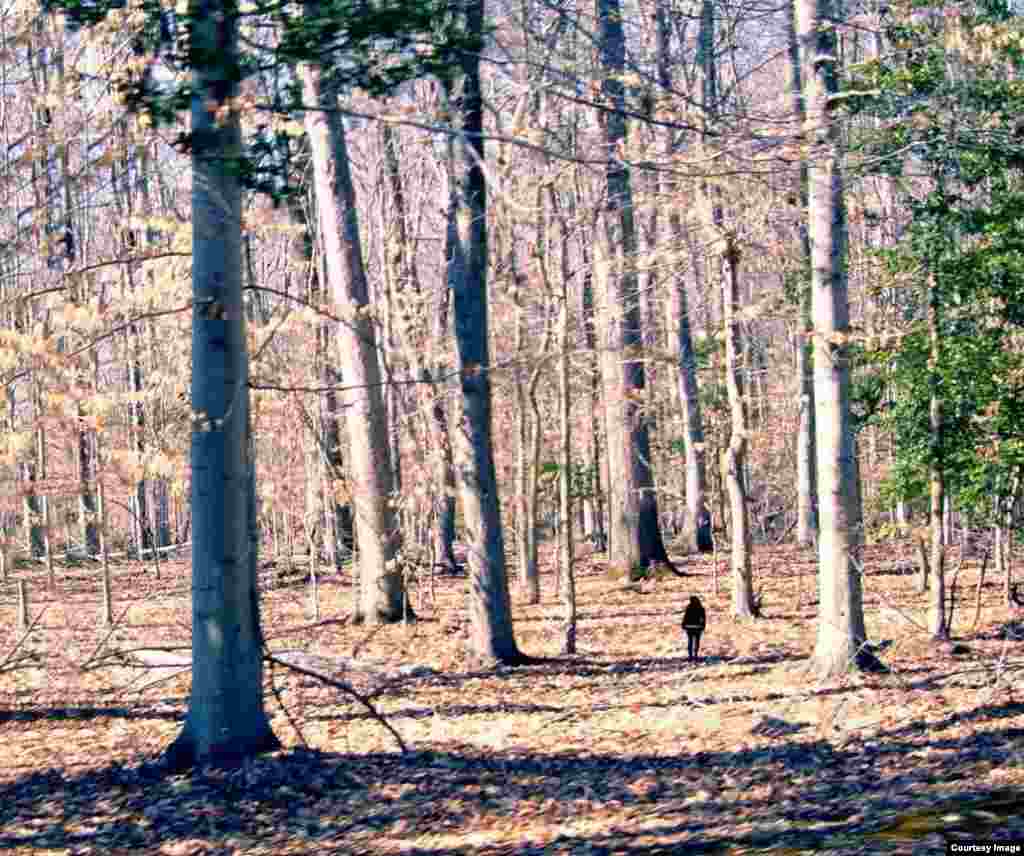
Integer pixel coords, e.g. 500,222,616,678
722,240,756,616
300,31,411,624
926,272,947,637
597,0,676,579
657,0,709,556
166,0,279,766
798,0,881,676
446,2,526,664
786,0,818,547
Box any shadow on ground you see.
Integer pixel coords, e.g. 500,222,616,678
3,699,1024,854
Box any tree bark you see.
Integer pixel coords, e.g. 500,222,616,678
558,286,576,653
656,0,709,555
301,27,409,624
597,0,674,580
798,0,881,677
446,2,525,664
579,236,607,551
722,241,755,616
166,0,279,767
787,0,818,547
927,273,947,638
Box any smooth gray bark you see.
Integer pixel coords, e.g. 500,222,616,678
166,0,279,767
787,0,818,547
597,0,675,579
722,243,755,617
798,0,880,677
656,0,709,555
446,1,525,663
301,33,409,624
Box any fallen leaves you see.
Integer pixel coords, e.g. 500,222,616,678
0,544,1023,853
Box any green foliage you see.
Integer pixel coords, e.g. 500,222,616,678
847,0,1024,521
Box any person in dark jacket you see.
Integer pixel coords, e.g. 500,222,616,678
682,595,707,661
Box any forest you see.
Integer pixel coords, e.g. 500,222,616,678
1,0,1024,850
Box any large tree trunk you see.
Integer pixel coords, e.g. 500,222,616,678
798,0,880,677
166,0,279,767
301,28,409,624
446,0,524,664
597,0,674,580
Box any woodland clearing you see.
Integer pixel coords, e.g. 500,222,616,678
1,541,1023,855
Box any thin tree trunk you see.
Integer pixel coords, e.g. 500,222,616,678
659,0,709,553
36,380,53,588
514,299,541,603
21,381,44,560
927,273,947,638
580,241,607,551
381,122,458,572
722,241,755,616
787,0,818,547
558,274,576,653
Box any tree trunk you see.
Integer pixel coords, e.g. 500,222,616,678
927,273,947,638
381,122,459,572
558,276,576,654
77,410,99,555
446,0,524,664
580,244,607,552
798,0,880,677
20,408,44,561
657,0,709,555
128,355,150,556
597,0,673,579
36,380,53,588
301,29,409,624
722,242,755,616
288,186,353,571
514,299,542,604
787,0,818,547
165,0,279,767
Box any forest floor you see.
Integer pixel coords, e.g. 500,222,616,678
1,540,1023,855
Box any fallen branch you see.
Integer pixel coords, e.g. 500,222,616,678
264,651,408,754
80,606,133,670
0,605,49,672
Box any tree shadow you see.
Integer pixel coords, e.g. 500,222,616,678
0,704,183,724
3,704,1024,854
